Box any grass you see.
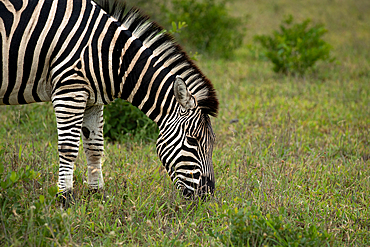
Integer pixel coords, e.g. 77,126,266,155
1,0,370,246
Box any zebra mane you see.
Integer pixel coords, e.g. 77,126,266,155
94,0,219,117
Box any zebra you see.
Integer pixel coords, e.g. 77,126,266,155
0,0,219,205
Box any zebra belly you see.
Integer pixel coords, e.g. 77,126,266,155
0,78,52,105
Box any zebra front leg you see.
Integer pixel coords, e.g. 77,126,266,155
52,90,89,207
81,105,105,193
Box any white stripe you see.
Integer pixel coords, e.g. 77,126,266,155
127,54,154,102
137,65,166,109
133,21,151,38
108,28,122,97
153,85,172,122
118,35,135,76
123,45,147,82
97,19,114,103
145,73,172,116
175,174,200,185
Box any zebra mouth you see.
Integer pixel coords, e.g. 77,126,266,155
182,187,194,198
176,175,215,200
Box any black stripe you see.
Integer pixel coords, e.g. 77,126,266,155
58,124,83,131
54,96,87,103
112,29,131,98
100,22,117,102
53,87,89,96
56,116,84,126
58,132,80,138
86,143,104,147
131,54,158,107
10,0,23,11
54,111,84,118
58,142,79,148
90,11,110,104
58,148,78,153
178,178,199,189
118,38,141,99
177,171,200,180
86,148,104,152
177,156,199,163
147,76,175,120
83,46,98,101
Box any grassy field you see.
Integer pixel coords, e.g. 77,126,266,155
1,0,370,246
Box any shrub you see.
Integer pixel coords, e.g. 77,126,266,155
209,204,332,246
103,99,159,142
255,15,334,76
124,0,168,24
164,0,246,59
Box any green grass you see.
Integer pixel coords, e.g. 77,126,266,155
1,0,370,246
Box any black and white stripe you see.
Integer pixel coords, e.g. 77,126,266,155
0,0,219,199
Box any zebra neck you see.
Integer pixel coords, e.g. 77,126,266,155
115,32,177,126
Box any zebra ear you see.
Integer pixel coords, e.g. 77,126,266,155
174,76,196,110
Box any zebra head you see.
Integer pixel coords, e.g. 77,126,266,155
156,76,216,199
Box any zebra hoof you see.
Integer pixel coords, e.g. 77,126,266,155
87,188,110,204
57,190,76,208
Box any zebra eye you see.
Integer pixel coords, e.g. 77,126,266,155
186,136,198,146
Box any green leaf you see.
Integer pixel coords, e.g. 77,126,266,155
10,171,17,183
171,21,177,32
1,181,7,189
39,195,45,204
48,185,58,197
18,144,22,160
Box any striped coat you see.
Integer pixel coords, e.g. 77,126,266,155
0,0,219,204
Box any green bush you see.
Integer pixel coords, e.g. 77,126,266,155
103,99,159,142
209,204,332,246
124,0,168,24
164,0,246,59
255,15,334,76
